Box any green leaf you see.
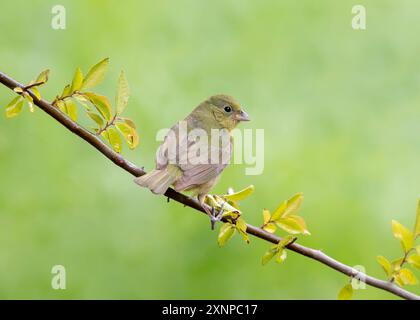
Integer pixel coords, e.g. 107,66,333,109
235,217,249,244
115,121,139,149
262,247,277,265
262,222,276,233
391,258,404,272
64,99,77,121
276,215,310,235
218,223,236,247
223,185,255,202
73,93,91,110
376,255,392,276
407,254,420,269
277,235,297,249
61,84,71,98
13,87,23,93
272,192,304,221
337,284,353,300
100,129,110,143
276,248,287,264
120,117,136,129
391,220,414,253
393,274,405,287
81,58,109,90
221,210,241,221
415,199,420,238
212,195,241,215
107,127,122,153
31,87,41,100
83,92,112,121
115,70,130,115
23,92,34,112
71,67,84,92
87,112,104,128
5,96,24,118
56,100,67,113
399,268,418,285
262,209,271,225
236,217,247,233
35,69,49,84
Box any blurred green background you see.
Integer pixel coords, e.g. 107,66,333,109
1,0,420,299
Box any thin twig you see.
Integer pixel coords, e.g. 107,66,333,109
0,70,418,300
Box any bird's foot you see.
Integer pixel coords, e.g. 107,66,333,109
203,201,226,230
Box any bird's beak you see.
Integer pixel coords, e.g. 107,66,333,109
234,110,250,121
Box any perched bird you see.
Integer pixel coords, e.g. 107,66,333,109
134,94,250,228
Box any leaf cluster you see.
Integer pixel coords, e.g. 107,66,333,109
260,193,309,265
376,201,420,287
4,58,140,154
5,69,49,117
52,58,138,153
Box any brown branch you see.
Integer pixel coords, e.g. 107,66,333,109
0,70,419,300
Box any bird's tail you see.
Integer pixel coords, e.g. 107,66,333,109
134,165,182,195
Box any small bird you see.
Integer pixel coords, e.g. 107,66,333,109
134,94,250,228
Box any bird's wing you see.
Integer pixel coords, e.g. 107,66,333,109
155,120,233,191
173,163,228,191
155,122,189,170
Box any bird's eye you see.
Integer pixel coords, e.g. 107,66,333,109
223,105,232,113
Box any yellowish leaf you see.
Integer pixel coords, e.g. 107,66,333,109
262,247,277,265
83,92,112,121
116,70,130,115
218,223,236,247
119,117,137,129
277,235,297,249
262,209,271,225
213,195,240,214
391,258,404,272
115,121,139,149
87,112,104,128
272,192,304,221
337,284,353,300
31,87,41,100
107,127,122,153
399,268,418,285
393,274,405,287
235,217,249,244
56,100,67,113
64,99,77,121
376,255,392,276
5,96,24,118
276,215,310,235
236,217,247,234
73,93,91,110
13,87,23,93
262,222,276,233
71,67,84,92
391,220,414,253
81,58,109,90
407,254,420,269
223,185,255,202
23,92,34,112
100,129,110,143
276,248,287,264
35,69,49,84
61,84,71,98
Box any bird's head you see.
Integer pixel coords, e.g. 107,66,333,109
202,94,250,131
